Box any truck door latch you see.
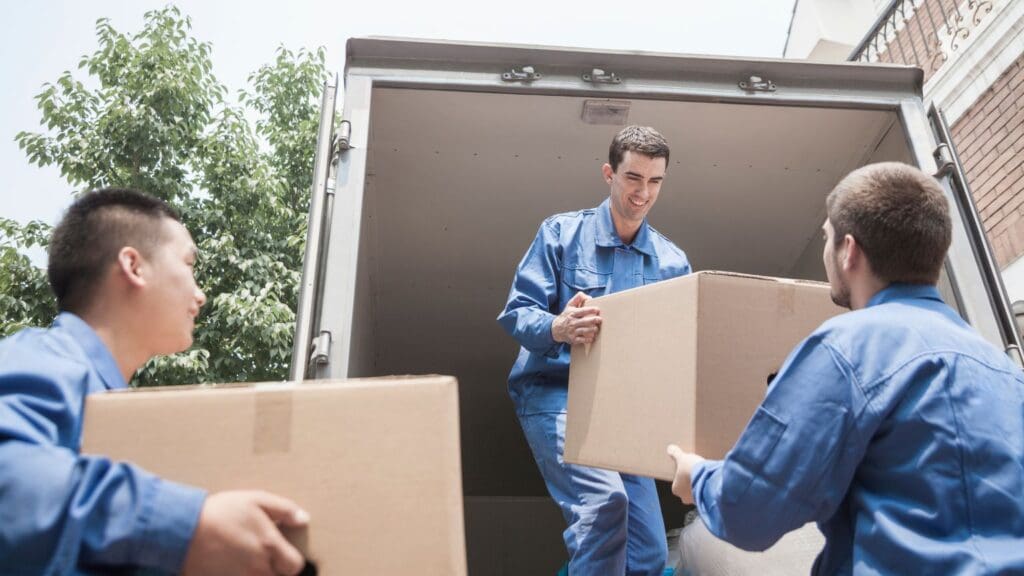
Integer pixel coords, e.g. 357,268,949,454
582,68,622,84
502,66,542,82
739,75,776,92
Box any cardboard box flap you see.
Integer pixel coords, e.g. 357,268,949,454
698,269,830,288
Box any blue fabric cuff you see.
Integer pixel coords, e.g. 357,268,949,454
691,459,723,520
133,477,206,572
537,315,561,358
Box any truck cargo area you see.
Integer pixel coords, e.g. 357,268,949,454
345,88,912,570
295,37,1017,574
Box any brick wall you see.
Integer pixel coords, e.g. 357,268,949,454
863,1,1023,266
951,53,1024,267
872,0,968,84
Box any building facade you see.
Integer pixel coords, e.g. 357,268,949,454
786,0,1024,302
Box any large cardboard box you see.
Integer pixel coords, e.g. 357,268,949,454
81,376,467,575
564,271,844,481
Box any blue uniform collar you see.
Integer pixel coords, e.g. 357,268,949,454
595,198,656,256
866,283,944,308
53,312,128,391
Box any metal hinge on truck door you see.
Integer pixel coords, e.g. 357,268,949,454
323,121,350,197
336,120,352,152
932,143,955,177
310,330,332,368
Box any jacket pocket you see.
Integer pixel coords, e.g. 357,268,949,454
562,267,609,297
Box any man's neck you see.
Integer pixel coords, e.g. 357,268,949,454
78,309,148,383
850,277,889,310
613,219,642,246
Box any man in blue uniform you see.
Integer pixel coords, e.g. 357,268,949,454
0,189,309,575
498,126,691,575
668,162,1024,574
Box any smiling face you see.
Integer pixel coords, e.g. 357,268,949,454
138,218,206,354
603,151,666,242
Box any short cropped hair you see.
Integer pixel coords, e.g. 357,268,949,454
827,162,951,284
48,188,180,313
608,125,670,172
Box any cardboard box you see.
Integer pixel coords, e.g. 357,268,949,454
564,271,844,481
80,376,467,575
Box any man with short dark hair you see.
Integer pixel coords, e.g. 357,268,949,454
668,162,1024,574
0,188,309,575
498,126,691,574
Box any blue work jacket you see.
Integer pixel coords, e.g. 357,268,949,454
692,284,1024,574
497,198,691,415
0,313,205,575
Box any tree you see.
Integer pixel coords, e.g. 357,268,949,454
0,218,56,338
9,6,329,385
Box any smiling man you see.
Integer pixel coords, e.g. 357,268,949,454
498,126,691,575
0,188,309,575
668,162,1024,574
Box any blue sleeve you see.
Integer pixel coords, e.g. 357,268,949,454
0,351,206,573
691,334,868,551
497,220,563,358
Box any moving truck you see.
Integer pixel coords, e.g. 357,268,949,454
288,37,1023,574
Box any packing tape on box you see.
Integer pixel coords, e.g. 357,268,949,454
777,283,796,315
253,383,294,454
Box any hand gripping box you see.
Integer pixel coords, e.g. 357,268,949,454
81,375,467,575
564,271,844,480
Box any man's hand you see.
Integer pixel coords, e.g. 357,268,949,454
551,291,602,345
181,490,310,576
667,444,705,504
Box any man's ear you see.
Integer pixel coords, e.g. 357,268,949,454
840,234,860,272
116,247,147,288
601,163,614,184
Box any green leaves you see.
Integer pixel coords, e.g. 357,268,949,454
17,6,220,202
5,6,328,386
0,218,56,337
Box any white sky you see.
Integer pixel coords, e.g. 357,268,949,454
1,0,796,229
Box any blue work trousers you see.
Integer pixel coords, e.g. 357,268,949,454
519,411,668,575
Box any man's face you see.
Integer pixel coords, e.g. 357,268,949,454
822,219,851,309
141,218,206,355
605,151,666,230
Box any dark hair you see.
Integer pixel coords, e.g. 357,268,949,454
48,188,180,313
608,125,670,171
827,162,951,284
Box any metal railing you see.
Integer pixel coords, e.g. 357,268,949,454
849,0,995,77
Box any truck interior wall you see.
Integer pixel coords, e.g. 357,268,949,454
865,119,915,165
786,117,915,280
348,156,379,378
343,88,918,556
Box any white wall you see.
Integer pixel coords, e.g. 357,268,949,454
784,0,879,60
1001,256,1024,305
